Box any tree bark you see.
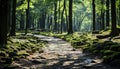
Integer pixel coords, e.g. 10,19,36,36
58,0,61,33
101,0,105,30
61,0,65,33
68,0,73,34
118,0,120,26
92,0,96,31
20,13,25,30
25,0,30,35
54,1,58,32
110,0,119,36
9,0,16,36
106,0,110,27
0,0,9,46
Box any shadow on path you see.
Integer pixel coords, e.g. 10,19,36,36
9,35,119,69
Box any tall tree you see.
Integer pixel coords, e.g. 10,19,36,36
54,1,58,32
20,12,25,30
101,0,105,30
110,0,119,36
118,0,120,26
64,0,68,32
106,0,110,27
0,0,9,46
68,0,73,34
25,0,30,35
9,0,16,36
61,0,65,33
92,0,96,31
58,0,61,33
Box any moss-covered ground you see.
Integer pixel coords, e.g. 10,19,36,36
39,31,120,64
0,34,46,65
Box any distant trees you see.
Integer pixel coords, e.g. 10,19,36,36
1,0,120,47
9,0,16,36
15,0,92,34
92,0,120,36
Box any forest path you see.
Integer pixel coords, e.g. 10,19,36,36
13,35,117,69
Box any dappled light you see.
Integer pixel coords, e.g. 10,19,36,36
0,0,120,69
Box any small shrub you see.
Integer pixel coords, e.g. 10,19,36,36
103,50,114,55
110,44,120,51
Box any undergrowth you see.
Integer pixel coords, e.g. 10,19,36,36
39,32,120,63
0,35,46,64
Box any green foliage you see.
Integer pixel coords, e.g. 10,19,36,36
103,50,114,55
85,38,120,62
39,32,93,49
17,0,34,11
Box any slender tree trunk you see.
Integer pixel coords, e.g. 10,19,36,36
58,0,61,33
110,0,119,36
68,0,73,34
61,0,66,33
47,15,50,30
8,0,12,33
118,0,120,26
9,0,16,36
106,0,110,27
54,1,58,32
40,12,46,30
92,0,96,31
61,10,64,34
64,0,68,32
101,0,105,30
50,14,53,31
20,13,25,30
25,0,30,35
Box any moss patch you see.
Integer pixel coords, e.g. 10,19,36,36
0,35,46,64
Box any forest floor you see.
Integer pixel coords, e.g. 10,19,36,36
9,34,119,69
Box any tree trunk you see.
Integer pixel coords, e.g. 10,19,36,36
9,0,16,36
106,0,110,27
58,0,61,33
50,14,53,31
118,0,120,26
110,0,119,36
64,0,68,32
92,0,96,31
68,0,73,34
61,0,66,33
40,12,46,30
20,13,25,30
101,0,105,30
25,0,30,35
0,0,9,46
8,0,12,33
54,1,58,32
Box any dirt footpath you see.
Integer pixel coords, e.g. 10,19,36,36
12,35,119,69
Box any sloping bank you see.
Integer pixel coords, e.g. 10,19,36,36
0,34,46,69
